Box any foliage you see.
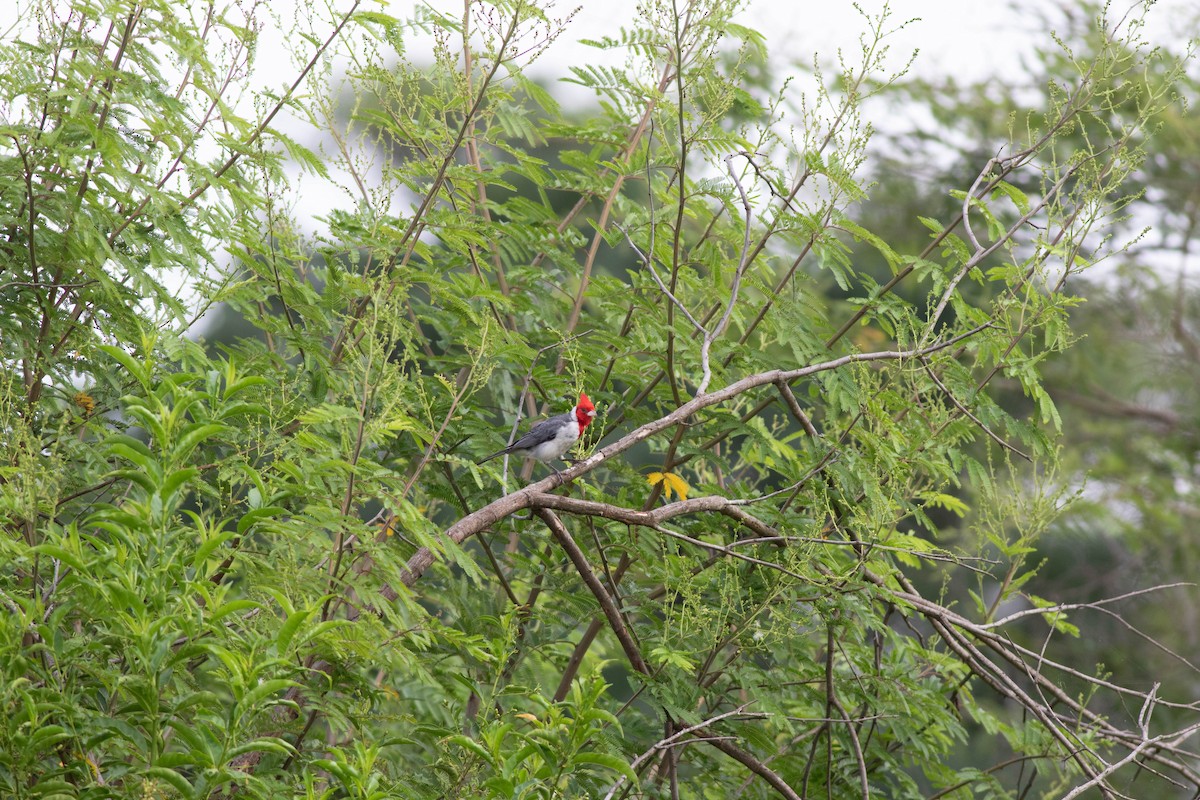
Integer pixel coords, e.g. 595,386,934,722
0,0,1195,798
857,0,1200,766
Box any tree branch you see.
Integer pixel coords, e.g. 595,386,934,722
401,326,990,585
535,508,649,676
702,736,803,800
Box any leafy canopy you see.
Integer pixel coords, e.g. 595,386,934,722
0,0,1194,798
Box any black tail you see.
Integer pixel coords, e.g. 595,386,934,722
477,448,509,464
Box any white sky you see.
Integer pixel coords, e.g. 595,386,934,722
4,0,1191,149
3,0,1194,249
6,0,1190,174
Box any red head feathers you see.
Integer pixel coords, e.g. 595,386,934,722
575,392,597,429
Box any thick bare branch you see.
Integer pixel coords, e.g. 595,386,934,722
535,508,649,676
775,379,819,437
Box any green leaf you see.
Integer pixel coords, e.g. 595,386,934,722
1035,390,1062,431
160,467,198,503
226,737,295,759
210,599,262,623
172,422,228,462
234,679,297,723
275,606,316,655
991,180,1032,214
838,218,902,273
30,724,72,751
99,344,151,389
108,440,158,473
192,526,239,569
570,751,638,784
447,734,494,765
30,544,88,573
236,506,286,535
143,766,195,798
918,491,970,517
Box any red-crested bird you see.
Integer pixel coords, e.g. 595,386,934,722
479,392,597,472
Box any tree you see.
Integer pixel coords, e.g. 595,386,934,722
0,0,1195,797
854,0,1200,765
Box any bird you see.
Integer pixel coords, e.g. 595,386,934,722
478,392,597,474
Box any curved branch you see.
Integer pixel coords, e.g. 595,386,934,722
603,706,761,800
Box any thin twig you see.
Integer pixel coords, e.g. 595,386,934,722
831,695,869,799
617,221,707,334
920,357,1030,461
654,525,807,582
979,583,1194,630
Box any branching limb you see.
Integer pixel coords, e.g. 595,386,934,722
960,149,1002,253
860,566,1200,788
535,508,649,676
653,524,807,582
620,150,756,397
703,735,803,800
602,706,762,800
1060,687,1200,800
920,357,1030,461
689,153,756,396
925,156,1082,342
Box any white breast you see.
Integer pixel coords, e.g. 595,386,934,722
526,417,580,461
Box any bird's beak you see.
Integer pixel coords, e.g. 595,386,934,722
587,409,597,417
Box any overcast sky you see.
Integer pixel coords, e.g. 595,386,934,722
4,0,1193,235
566,0,1024,84
5,0,1191,136
7,0,1191,148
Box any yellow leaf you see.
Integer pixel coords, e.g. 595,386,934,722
73,391,96,416
646,471,689,501
514,713,539,723
662,472,690,501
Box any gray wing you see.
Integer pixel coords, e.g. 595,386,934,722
479,410,574,462
509,410,574,450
